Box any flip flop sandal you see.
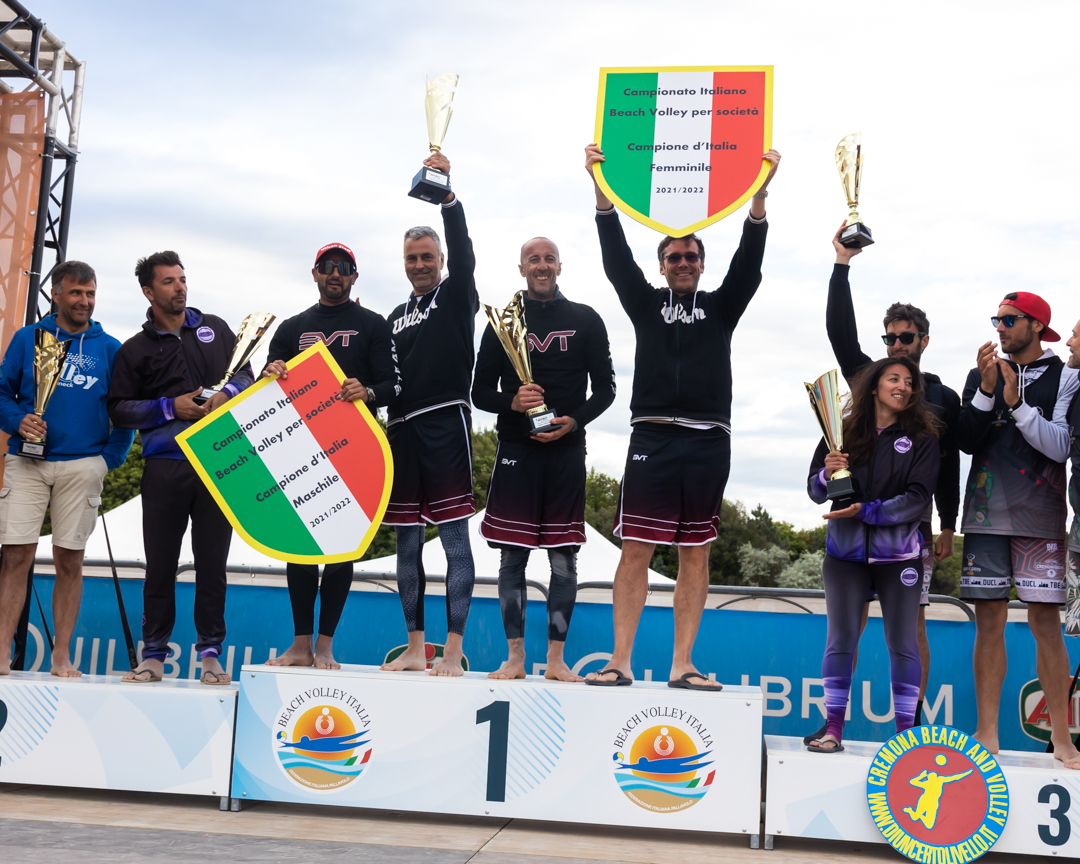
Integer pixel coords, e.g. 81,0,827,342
668,672,723,692
803,722,828,745
585,668,632,687
807,739,845,754
200,670,231,685
122,668,162,684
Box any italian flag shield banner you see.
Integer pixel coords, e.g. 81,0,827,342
593,66,773,237
176,342,393,563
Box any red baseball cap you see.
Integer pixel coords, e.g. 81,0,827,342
314,242,356,267
998,291,1059,342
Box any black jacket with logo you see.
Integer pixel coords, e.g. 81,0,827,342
471,290,615,447
386,198,479,425
595,207,767,431
266,300,400,408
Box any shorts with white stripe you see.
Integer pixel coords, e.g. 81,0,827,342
614,423,730,546
385,405,475,525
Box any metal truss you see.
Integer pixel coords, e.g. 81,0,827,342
0,0,83,325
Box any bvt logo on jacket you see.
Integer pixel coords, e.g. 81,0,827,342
527,331,576,353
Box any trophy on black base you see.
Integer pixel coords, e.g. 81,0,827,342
408,73,459,205
17,329,70,459
805,369,860,506
835,133,874,249
193,312,276,406
484,292,559,436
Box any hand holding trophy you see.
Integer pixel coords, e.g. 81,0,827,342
17,329,70,459
408,73,459,205
835,133,874,248
805,369,860,505
193,312,276,406
484,293,558,436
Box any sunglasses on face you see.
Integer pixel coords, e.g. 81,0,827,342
664,253,701,265
990,314,1029,328
881,332,926,346
317,259,356,276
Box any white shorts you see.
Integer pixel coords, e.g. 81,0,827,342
0,453,107,550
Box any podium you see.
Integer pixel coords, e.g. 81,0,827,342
231,664,764,835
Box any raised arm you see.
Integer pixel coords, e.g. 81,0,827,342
569,312,616,430
826,223,873,383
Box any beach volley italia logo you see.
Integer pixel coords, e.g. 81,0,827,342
611,706,714,813
866,725,1008,862
274,686,372,792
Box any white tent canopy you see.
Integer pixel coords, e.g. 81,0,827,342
45,497,673,586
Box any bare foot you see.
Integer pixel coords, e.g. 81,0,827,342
200,655,231,685
973,728,999,755
122,659,163,683
313,635,340,670
488,659,526,680
266,638,315,667
0,650,11,675
430,649,465,677
50,649,82,678
1052,738,1080,769
382,644,428,671
544,658,583,682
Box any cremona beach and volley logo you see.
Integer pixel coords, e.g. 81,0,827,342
612,706,714,813
274,686,372,792
866,725,1008,862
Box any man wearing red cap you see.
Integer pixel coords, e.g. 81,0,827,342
261,242,400,669
958,291,1080,767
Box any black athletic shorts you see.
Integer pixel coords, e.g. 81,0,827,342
384,404,475,526
960,533,1066,604
479,441,586,548
613,423,730,546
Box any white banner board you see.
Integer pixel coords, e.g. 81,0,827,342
232,665,763,835
0,672,236,796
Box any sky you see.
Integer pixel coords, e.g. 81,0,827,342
26,0,1080,529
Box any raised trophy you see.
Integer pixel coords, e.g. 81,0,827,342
835,133,874,248
408,73,459,205
483,292,558,436
17,329,70,459
193,312,276,405
805,369,860,505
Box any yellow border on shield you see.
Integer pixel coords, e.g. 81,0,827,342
176,341,394,564
592,65,774,238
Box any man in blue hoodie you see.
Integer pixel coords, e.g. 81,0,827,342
0,261,133,676
108,251,253,685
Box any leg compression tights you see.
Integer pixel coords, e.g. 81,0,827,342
498,547,531,640
439,518,475,636
285,562,355,637
546,546,578,642
394,525,426,632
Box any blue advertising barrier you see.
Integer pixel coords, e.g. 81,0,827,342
19,573,1079,752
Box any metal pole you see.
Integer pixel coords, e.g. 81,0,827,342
24,133,53,325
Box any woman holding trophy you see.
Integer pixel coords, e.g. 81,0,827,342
805,357,940,753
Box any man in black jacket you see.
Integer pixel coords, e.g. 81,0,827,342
473,237,615,682
262,241,400,670
381,152,479,677
582,142,781,690
814,224,962,735
108,251,253,684
958,293,1080,768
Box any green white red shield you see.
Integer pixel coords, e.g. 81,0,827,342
593,66,773,237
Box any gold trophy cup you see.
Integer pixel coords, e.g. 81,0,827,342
18,329,71,459
835,133,874,248
484,292,558,435
408,73,459,204
194,312,276,405
805,369,860,504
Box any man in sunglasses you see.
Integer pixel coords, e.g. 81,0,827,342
582,142,782,690
958,292,1080,768
261,242,400,669
381,151,479,678
812,225,962,740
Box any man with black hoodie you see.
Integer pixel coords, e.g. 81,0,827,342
958,292,1080,768
473,236,615,682
809,224,961,738
262,241,399,670
583,142,781,690
108,251,253,685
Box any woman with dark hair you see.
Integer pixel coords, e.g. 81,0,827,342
807,356,941,753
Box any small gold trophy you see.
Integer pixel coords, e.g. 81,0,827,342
17,329,71,459
484,292,558,435
194,312,276,405
835,133,874,248
805,369,860,504
408,73,459,205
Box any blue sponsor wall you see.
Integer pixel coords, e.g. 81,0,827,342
20,573,1077,752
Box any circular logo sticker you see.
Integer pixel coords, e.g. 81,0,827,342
901,567,920,587
196,326,215,343
894,436,913,454
612,708,714,813
867,726,1008,861
274,687,372,792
